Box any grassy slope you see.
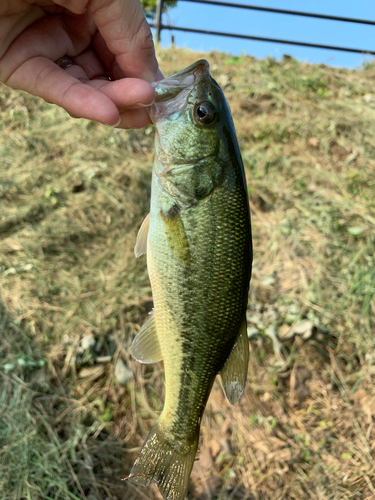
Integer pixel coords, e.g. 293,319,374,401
1,47,375,500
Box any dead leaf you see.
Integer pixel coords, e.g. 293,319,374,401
278,324,293,340
267,448,292,462
254,440,270,454
81,333,95,350
198,447,213,470
350,389,375,423
221,417,232,435
292,320,315,339
329,140,351,159
208,439,221,459
279,320,316,341
1,238,22,252
219,438,233,456
217,73,232,90
268,437,288,451
206,475,223,494
241,102,261,115
78,365,104,380
289,365,312,406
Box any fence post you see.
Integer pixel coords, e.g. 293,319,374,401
155,0,164,43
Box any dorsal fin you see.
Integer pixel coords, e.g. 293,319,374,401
131,311,163,364
135,213,150,258
220,318,249,404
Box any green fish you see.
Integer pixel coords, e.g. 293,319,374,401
129,60,252,500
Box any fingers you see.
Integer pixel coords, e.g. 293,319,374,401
118,108,151,129
0,11,95,84
52,1,89,15
29,57,121,124
8,55,154,126
87,77,155,127
55,50,155,128
90,0,158,82
0,1,159,128
89,77,154,108
73,49,108,80
91,30,125,81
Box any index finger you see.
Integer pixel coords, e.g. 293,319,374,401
90,0,158,83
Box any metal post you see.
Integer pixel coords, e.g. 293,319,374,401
155,0,164,43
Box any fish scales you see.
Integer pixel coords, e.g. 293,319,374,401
149,173,250,440
129,60,252,500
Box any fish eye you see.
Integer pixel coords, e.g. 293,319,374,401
193,102,215,125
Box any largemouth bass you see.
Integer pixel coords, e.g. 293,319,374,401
129,60,252,500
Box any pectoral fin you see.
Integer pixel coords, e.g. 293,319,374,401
161,207,191,263
135,213,150,258
220,319,249,404
131,312,163,364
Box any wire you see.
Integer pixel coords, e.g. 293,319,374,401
178,0,375,26
149,23,375,55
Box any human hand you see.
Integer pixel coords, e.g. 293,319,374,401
0,0,161,128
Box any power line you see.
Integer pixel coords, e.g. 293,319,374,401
178,0,375,26
149,23,375,55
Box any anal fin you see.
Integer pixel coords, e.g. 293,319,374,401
131,311,163,364
220,318,249,404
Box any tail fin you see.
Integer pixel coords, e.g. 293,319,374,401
128,421,198,500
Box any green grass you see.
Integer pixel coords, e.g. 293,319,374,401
1,47,375,499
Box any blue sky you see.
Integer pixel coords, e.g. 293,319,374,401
153,0,375,68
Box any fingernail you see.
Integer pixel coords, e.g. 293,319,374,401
113,117,121,127
133,98,155,108
104,117,121,128
124,99,155,111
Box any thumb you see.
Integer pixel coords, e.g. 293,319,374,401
90,0,158,82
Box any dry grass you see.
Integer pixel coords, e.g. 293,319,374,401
1,47,375,500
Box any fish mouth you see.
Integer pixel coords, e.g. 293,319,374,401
153,60,209,101
149,60,210,123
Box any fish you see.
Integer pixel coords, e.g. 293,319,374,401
128,59,252,500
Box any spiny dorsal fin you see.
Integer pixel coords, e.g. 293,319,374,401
220,318,249,404
134,213,150,258
131,311,163,364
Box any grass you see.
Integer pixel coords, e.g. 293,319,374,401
1,47,375,500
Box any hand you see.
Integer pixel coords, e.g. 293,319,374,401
0,0,161,128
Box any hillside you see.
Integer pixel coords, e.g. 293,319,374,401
1,47,375,500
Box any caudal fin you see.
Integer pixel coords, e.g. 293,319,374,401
128,421,198,500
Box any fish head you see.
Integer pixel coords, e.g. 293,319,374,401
150,60,238,170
